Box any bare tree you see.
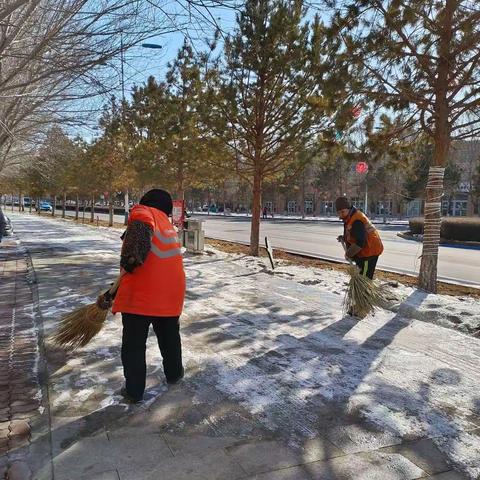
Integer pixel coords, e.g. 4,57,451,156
0,0,235,177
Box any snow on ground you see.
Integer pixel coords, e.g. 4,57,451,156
181,249,480,477
9,212,480,478
204,245,480,336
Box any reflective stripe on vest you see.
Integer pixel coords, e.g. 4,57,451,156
151,244,182,258
154,231,179,244
151,229,182,259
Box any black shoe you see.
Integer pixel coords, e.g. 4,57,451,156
120,387,142,404
166,367,184,385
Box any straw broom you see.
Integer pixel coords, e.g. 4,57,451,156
341,240,390,318
52,275,122,349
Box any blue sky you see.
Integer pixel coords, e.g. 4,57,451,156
80,5,238,140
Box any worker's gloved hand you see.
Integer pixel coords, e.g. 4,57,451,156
120,254,142,273
96,291,113,310
337,235,344,243
345,244,362,259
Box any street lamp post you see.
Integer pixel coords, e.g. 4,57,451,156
120,41,163,225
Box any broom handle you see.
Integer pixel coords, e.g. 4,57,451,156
340,239,355,266
107,272,124,296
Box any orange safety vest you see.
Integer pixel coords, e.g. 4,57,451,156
345,209,384,258
112,205,185,317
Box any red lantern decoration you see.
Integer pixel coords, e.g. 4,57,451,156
356,162,369,174
352,106,362,119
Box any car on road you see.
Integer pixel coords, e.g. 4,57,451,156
0,212,13,237
38,202,53,212
23,197,35,208
4,215,13,235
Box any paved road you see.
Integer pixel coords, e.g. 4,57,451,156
201,216,480,288
49,208,480,287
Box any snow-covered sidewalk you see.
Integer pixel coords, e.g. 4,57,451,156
8,212,480,479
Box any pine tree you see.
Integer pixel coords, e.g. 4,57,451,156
130,41,226,201
326,0,480,292
205,0,349,255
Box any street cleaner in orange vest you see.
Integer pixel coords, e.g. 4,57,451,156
100,189,186,404
335,196,384,280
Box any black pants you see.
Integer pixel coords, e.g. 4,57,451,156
121,313,183,399
354,256,379,280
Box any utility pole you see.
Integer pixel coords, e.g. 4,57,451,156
364,175,368,215
120,34,129,226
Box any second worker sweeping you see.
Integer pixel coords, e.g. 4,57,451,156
335,196,384,280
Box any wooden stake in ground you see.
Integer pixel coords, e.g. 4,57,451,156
52,275,122,349
265,236,275,270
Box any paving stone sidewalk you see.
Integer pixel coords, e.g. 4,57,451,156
2,213,480,480
0,236,52,480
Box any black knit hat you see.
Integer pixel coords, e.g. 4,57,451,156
335,196,350,211
140,189,173,215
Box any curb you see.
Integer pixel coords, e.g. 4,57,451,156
206,236,480,290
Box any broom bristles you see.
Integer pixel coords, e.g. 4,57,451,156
52,303,109,349
343,264,390,318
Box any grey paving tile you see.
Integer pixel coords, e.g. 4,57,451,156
381,438,451,475
107,432,173,471
423,471,470,480
117,449,246,480
226,439,304,475
326,423,403,454
246,465,312,480
304,451,426,480
301,436,345,462
53,434,115,480
163,433,239,456
77,471,120,480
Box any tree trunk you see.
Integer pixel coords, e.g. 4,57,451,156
11,193,14,212
383,186,387,224
62,193,66,219
300,175,306,219
392,193,398,219
37,197,41,215
91,194,95,223
467,193,475,217
19,192,24,212
249,171,262,256
124,189,129,226
418,165,445,293
75,194,79,220
109,196,113,227
52,196,56,216
418,0,454,293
